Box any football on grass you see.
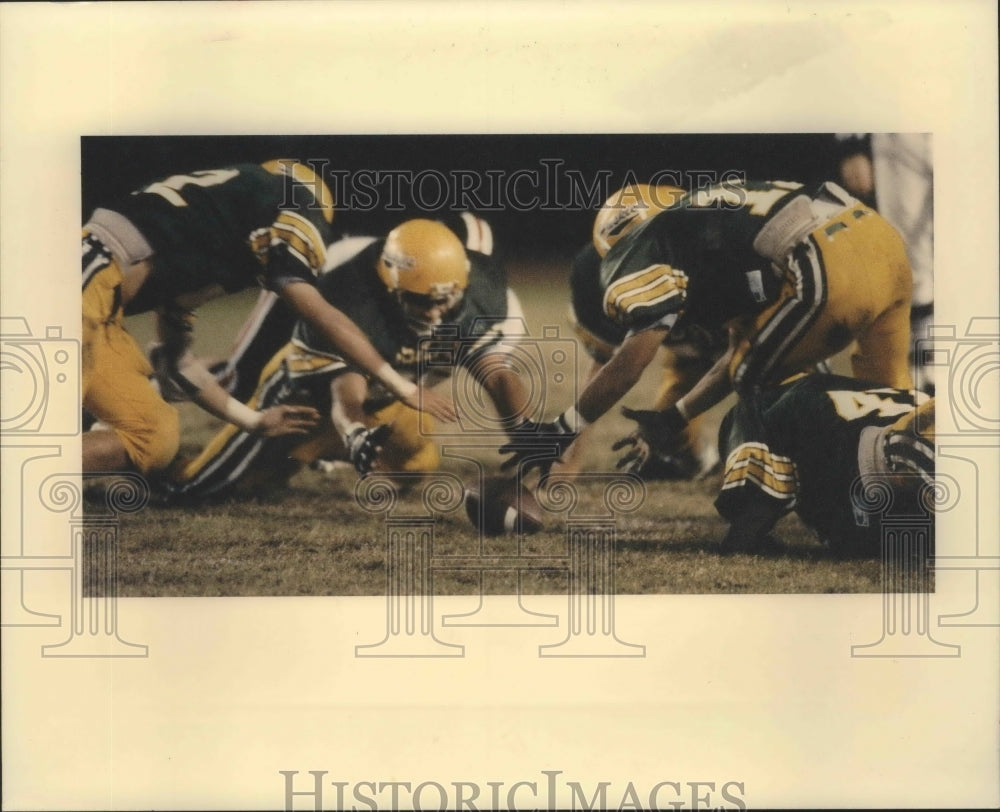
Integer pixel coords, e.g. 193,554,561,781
464,476,544,536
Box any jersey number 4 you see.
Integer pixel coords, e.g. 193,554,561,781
827,389,914,421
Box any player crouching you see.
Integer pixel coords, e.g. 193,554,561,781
165,218,531,502
622,372,936,558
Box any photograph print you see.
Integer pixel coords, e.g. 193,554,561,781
78,133,938,597
3,4,996,810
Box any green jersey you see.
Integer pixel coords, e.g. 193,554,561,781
716,373,931,554
570,241,727,364
600,180,806,333
290,237,511,406
103,163,333,315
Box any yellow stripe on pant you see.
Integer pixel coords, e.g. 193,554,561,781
720,442,798,504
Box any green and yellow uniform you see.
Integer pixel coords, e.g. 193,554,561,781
82,163,335,472
171,235,514,500
716,373,933,555
569,241,727,475
600,179,913,392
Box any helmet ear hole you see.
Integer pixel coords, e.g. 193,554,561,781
592,183,685,257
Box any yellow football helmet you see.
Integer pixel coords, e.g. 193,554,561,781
377,219,470,334
261,159,335,224
592,183,685,257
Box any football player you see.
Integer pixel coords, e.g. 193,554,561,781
502,178,913,478
561,183,726,479
82,160,456,475
709,372,934,556
168,218,530,501
208,211,497,404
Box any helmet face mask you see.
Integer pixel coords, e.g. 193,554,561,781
396,288,464,335
592,183,685,257
378,219,470,335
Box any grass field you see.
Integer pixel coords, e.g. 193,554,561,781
103,258,898,597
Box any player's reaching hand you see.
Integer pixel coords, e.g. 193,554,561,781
255,404,321,437
400,385,458,423
612,431,651,473
499,416,579,484
614,405,688,470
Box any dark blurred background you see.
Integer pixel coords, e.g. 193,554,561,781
82,134,846,265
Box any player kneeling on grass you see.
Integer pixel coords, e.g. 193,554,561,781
167,218,532,501
82,160,455,477
623,372,935,556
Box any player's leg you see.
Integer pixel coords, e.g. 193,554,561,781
369,401,440,473
714,398,795,554
732,204,913,390
871,133,935,394
790,206,913,388
82,238,179,474
843,213,914,389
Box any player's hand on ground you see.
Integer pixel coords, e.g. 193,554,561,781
255,404,321,437
499,418,578,483
346,423,393,477
401,386,458,423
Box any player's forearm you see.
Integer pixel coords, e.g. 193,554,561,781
674,346,734,421
154,306,264,431
576,327,666,424
179,353,264,431
280,282,418,400
330,373,370,438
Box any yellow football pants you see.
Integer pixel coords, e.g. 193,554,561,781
731,203,913,391
173,342,440,499
288,400,440,474
82,237,179,473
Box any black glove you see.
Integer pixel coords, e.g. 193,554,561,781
346,424,392,477
498,413,579,480
613,404,689,472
